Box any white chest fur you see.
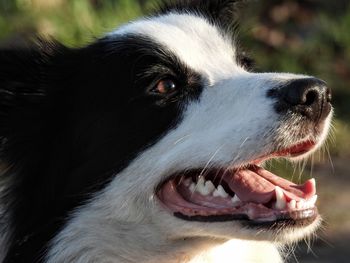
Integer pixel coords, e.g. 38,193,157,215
188,240,283,263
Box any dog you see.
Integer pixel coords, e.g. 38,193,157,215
0,1,333,262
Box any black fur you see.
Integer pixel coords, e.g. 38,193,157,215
0,35,203,262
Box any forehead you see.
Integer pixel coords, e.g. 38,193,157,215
109,13,243,82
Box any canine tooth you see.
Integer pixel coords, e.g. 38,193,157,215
288,200,296,210
275,186,287,210
213,185,229,198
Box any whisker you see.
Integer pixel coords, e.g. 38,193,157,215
191,145,224,196
325,146,335,174
309,155,314,179
199,145,224,179
173,134,191,145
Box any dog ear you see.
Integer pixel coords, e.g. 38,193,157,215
158,0,243,30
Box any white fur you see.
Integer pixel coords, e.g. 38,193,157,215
45,13,330,263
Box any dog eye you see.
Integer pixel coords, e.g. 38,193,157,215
153,79,177,94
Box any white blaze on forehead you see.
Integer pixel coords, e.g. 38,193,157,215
110,13,243,82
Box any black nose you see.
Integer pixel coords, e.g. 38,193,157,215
270,78,332,121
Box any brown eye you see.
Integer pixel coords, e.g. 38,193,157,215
154,79,177,94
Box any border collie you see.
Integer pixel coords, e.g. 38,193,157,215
0,1,333,262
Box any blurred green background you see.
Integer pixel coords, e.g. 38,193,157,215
0,0,349,262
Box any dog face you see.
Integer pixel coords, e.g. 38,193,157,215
102,14,332,241
0,1,333,262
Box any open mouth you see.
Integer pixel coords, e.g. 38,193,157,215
157,141,319,226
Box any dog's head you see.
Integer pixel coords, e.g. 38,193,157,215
0,0,333,261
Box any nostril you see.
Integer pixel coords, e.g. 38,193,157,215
304,89,318,106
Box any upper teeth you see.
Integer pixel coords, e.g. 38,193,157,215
190,177,230,198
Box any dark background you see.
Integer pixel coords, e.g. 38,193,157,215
0,0,349,262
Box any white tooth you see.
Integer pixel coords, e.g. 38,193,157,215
304,201,310,209
194,177,205,194
189,183,196,193
205,180,216,193
217,185,229,198
231,195,241,203
288,200,296,210
304,195,318,209
275,186,287,210
231,195,241,206
213,185,229,198
309,195,318,206
197,177,205,187
195,178,214,196
213,190,220,197
296,200,305,209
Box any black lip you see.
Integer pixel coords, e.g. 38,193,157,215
173,208,318,229
174,212,249,222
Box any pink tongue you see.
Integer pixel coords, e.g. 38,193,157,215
224,167,316,203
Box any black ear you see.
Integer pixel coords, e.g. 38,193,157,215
158,0,243,31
